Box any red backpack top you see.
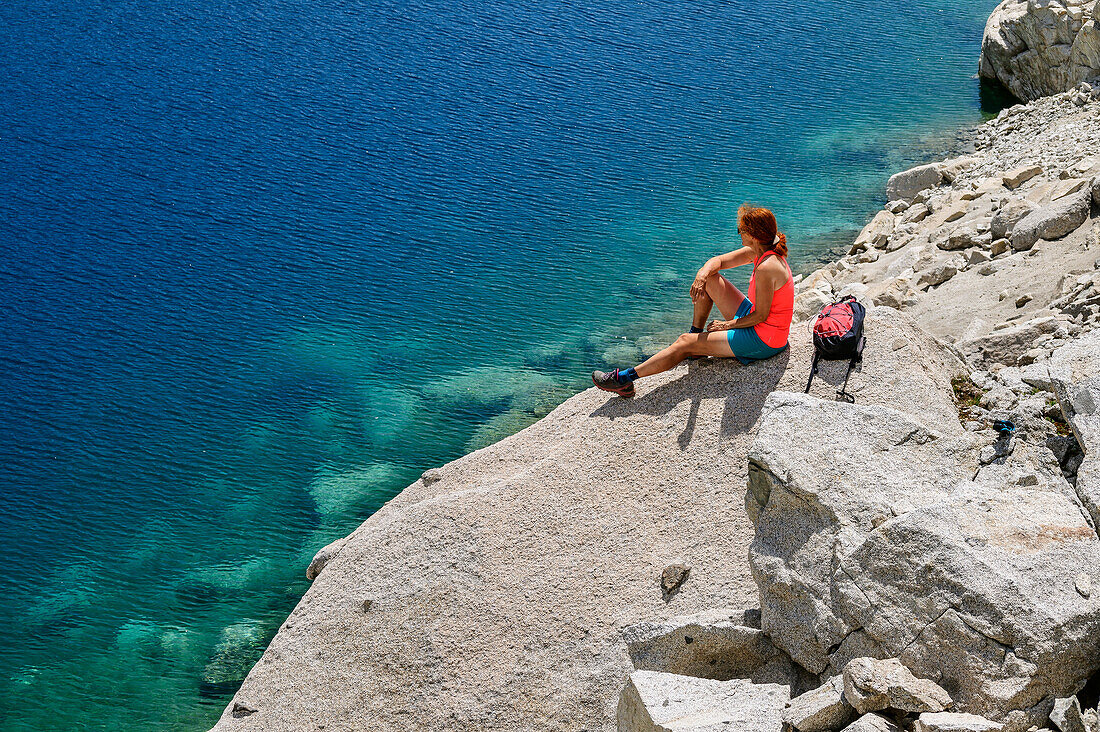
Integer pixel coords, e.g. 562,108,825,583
805,295,866,402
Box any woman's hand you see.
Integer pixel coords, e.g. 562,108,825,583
690,268,711,302
705,319,731,332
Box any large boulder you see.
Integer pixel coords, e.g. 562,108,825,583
991,198,1036,240
747,392,979,674
979,0,1100,101
887,163,944,204
617,671,790,732
747,388,1100,722
1010,187,1093,251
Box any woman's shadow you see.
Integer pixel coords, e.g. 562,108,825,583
589,349,791,450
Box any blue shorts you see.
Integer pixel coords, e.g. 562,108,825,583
726,299,788,365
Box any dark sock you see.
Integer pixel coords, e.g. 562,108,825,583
689,326,703,333
616,367,638,384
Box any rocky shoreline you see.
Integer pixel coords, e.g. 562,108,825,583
210,3,1100,730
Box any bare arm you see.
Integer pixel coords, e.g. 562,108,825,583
690,247,756,302
706,259,783,331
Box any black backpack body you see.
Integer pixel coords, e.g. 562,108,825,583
804,295,866,403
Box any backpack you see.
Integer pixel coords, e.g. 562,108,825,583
804,295,866,403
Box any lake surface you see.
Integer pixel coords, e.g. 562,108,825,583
0,0,1000,728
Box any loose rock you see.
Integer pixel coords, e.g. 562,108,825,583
617,671,790,732
661,563,690,600
842,713,904,732
842,657,952,715
888,163,944,203
914,712,1004,732
784,676,857,732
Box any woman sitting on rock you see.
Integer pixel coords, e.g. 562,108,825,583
592,204,794,397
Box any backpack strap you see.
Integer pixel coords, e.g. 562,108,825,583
836,336,865,403
804,350,821,394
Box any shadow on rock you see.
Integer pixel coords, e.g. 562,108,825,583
589,349,791,448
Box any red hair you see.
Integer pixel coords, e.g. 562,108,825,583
738,205,787,257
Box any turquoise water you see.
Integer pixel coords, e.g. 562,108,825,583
0,1,1000,728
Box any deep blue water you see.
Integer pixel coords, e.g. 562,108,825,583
1,1,999,728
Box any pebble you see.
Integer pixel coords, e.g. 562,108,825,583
1076,574,1092,598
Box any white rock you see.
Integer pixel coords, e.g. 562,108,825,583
941,157,979,184
852,211,898,253
784,676,856,732
842,657,951,715
617,671,790,732
991,198,1036,240
960,316,1060,367
888,163,944,203
622,609,805,687
980,0,1100,101
1075,573,1092,598
1002,165,1043,190
918,262,960,289
748,384,1100,721
941,227,992,251
841,713,904,732
1019,362,1053,391
902,203,932,225
1011,187,1092,251
967,248,992,266
914,711,1004,732
1048,331,1100,533
748,393,977,674
1051,696,1086,732
305,537,349,581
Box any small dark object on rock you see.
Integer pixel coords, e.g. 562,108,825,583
232,703,258,718
661,563,690,601
742,608,762,628
992,419,1016,434
362,598,373,612
684,635,694,644
421,468,442,485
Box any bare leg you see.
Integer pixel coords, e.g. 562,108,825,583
692,274,748,329
635,331,735,378
691,292,714,330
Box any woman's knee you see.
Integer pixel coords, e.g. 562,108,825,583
704,272,726,295
674,333,698,354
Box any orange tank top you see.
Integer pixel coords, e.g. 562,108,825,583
747,251,794,348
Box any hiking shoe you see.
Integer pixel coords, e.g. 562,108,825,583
592,369,635,397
